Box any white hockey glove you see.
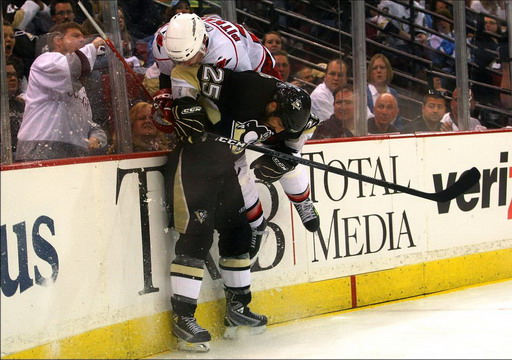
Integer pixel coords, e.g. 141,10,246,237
250,155,296,183
171,97,208,144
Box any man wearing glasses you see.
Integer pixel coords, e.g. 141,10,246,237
310,58,348,122
441,88,486,131
50,0,75,24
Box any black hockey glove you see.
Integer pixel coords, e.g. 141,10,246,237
171,97,208,144
250,155,296,183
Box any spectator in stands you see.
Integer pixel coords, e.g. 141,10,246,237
3,19,30,91
311,85,355,139
5,59,26,155
294,66,313,85
108,102,173,153
11,0,90,38
13,0,53,36
290,65,316,93
33,0,78,56
432,74,449,93
162,0,193,24
428,8,455,75
367,53,398,111
118,7,134,59
470,0,506,21
79,17,113,136
366,53,408,130
310,58,348,122
95,8,144,72
402,90,451,133
3,19,16,59
311,63,326,85
372,0,425,69
16,22,107,161
470,14,502,106
273,49,291,82
51,0,76,25
262,31,283,54
441,88,486,131
424,0,452,29
3,0,52,83
1,0,46,33
367,93,400,134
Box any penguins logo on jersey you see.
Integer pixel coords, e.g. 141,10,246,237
194,210,208,224
231,120,273,154
291,99,302,110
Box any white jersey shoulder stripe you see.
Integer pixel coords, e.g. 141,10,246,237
202,18,239,70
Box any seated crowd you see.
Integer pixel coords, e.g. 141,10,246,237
2,0,510,162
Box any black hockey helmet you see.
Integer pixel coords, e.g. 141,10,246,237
272,83,311,133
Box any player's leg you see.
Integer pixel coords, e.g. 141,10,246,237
279,166,320,232
169,143,222,352
234,154,269,261
170,245,212,352
216,167,268,338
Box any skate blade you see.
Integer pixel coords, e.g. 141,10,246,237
224,325,267,339
176,339,210,352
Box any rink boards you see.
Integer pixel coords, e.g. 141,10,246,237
1,130,511,359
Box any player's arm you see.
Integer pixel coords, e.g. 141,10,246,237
250,113,319,183
154,64,223,144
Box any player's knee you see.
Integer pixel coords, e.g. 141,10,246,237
175,232,214,260
218,224,252,257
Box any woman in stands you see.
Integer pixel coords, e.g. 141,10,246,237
108,101,173,153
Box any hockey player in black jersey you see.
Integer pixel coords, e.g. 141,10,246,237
153,64,317,352
154,13,320,264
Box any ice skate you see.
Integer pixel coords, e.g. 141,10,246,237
172,314,211,352
223,290,268,339
249,219,269,263
293,198,320,232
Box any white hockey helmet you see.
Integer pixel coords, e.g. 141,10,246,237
164,13,206,63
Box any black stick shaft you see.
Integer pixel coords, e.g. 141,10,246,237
209,132,480,203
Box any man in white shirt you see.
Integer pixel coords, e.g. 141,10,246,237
16,22,107,161
441,88,486,131
310,58,347,122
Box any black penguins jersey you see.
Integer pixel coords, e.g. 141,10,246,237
171,64,317,154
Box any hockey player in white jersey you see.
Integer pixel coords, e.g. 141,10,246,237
152,13,279,88
153,12,320,261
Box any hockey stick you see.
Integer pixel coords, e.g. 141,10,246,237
76,1,154,101
79,2,480,203
207,132,481,203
